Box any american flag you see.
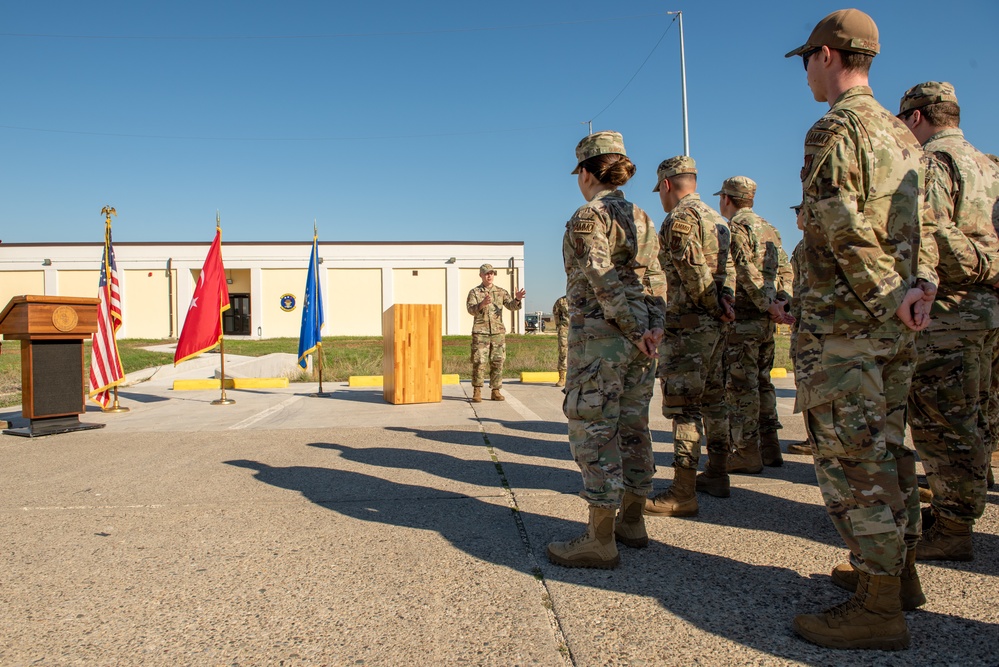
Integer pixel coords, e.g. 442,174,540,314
88,226,124,406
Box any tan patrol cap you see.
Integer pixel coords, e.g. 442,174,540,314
572,130,627,174
784,8,880,59
899,81,958,115
479,263,497,274
713,176,757,199
653,155,697,192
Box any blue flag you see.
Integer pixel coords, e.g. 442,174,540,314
297,232,325,369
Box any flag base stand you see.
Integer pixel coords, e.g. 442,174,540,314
102,388,129,413
211,398,236,405
309,391,332,398
4,416,106,438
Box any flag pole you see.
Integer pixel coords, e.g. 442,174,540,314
100,205,129,413
310,219,330,397
211,211,235,406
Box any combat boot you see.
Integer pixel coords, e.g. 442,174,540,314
471,387,482,403
916,514,973,561
644,468,698,517
695,451,731,498
547,506,620,569
727,446,763,474
491,388,505,401
614,492,649,548
829,550,926,610
793,571,909,650
555,371,566,387
786,440,812,455
760,430,784,467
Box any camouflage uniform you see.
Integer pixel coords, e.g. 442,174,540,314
758,221,793,437
794,86,930,578
901,85,999,527
466,270,522,389
658,172,736,472
563,188,665,507
553,296,569,373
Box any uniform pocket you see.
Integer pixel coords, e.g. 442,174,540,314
563,358,604,422
794,361,862,413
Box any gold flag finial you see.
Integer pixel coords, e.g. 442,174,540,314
101,205,117,224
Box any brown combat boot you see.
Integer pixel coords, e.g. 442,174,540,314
555,371,566,387
491,388,505,401
829,550,926,610
695,451,731,498
471,386,482,403
614,492,649,548
793,571,910,650
727,446,763,474
760,429,784,467
786,440,812,455
547,506,620,569
916,514,973,561
644,468,698,517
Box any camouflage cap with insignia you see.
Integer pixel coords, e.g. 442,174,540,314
713,175,757,199
571,130,627,174
479,263,497,275
784,8,880,59
898,81,958,115
653,155,696,192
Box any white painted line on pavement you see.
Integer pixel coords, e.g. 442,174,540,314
503,390,543,423
228,395,303,430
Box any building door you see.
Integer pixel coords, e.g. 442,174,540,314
224,294,251,335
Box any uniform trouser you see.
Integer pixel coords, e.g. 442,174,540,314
795,332,918,577
758,320,782,434
556,326,568,373
563,334,656,508
660,320,728,470
471,333,505,388
726,317,770,454
908,328,992,525
987,329,999,456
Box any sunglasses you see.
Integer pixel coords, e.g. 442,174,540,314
802,47,821,71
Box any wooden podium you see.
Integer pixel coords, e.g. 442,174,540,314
382,304,442,405
0,295,106,437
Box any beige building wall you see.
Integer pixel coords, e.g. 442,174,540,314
393,268,446,331
57,270,101,298
123,269,176,339
227,269,252,294
457,267,522,334
260,268,308,338
328,268,381,336
0,271,45,312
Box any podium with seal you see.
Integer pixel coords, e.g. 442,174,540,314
0,295,106,437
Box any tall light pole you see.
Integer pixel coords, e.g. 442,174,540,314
666,10,689,156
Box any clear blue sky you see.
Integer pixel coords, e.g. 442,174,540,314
2,1,997,316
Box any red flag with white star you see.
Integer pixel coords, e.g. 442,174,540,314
174,227,230,365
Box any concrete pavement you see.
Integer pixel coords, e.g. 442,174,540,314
0,376,996,665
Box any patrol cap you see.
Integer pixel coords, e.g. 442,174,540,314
791,202,803,211
572,130,627,174
898,81,958,115
713,176,757,199
479,263,497,275
784,8,880,59
653,155,697,192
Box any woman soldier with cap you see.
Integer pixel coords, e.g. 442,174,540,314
547,131,665,569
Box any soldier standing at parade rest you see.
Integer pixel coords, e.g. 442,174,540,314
715,176,792,475
785,204,811,457
466,264,525,403
547,131,665,570
892,82,999,561
990,153,999,486
784,8,937,650
644,156,737,515
553,295,569,387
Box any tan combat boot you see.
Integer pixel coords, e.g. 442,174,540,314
555,371,566,387
829,550,926,610
491,388,504,401
471,386,482,403
793,571,910,650
614,492,648,548
547,506,620,569
644,468,698,517
727,446,763,474
786,440,812,455
916,514,973,561
695,451,731,498
760,430,784,467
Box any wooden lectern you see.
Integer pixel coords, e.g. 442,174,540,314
0,295,105,437
382,304,442,405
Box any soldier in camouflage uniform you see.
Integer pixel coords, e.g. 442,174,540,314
553,295,569,387
466,263,525,402
990,156,999,486
894,82,999,561
785,204,812,457
644,156,737,516
547,131,666,570
784,9,939,650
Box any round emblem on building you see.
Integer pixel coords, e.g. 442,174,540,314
51,305,79,332
280,294,296,312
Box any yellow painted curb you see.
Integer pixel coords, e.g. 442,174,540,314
770,367,788,378
349,375,461,387
233,377,289,389
521,371,560,383
173,379,233,391
442,374,460,385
